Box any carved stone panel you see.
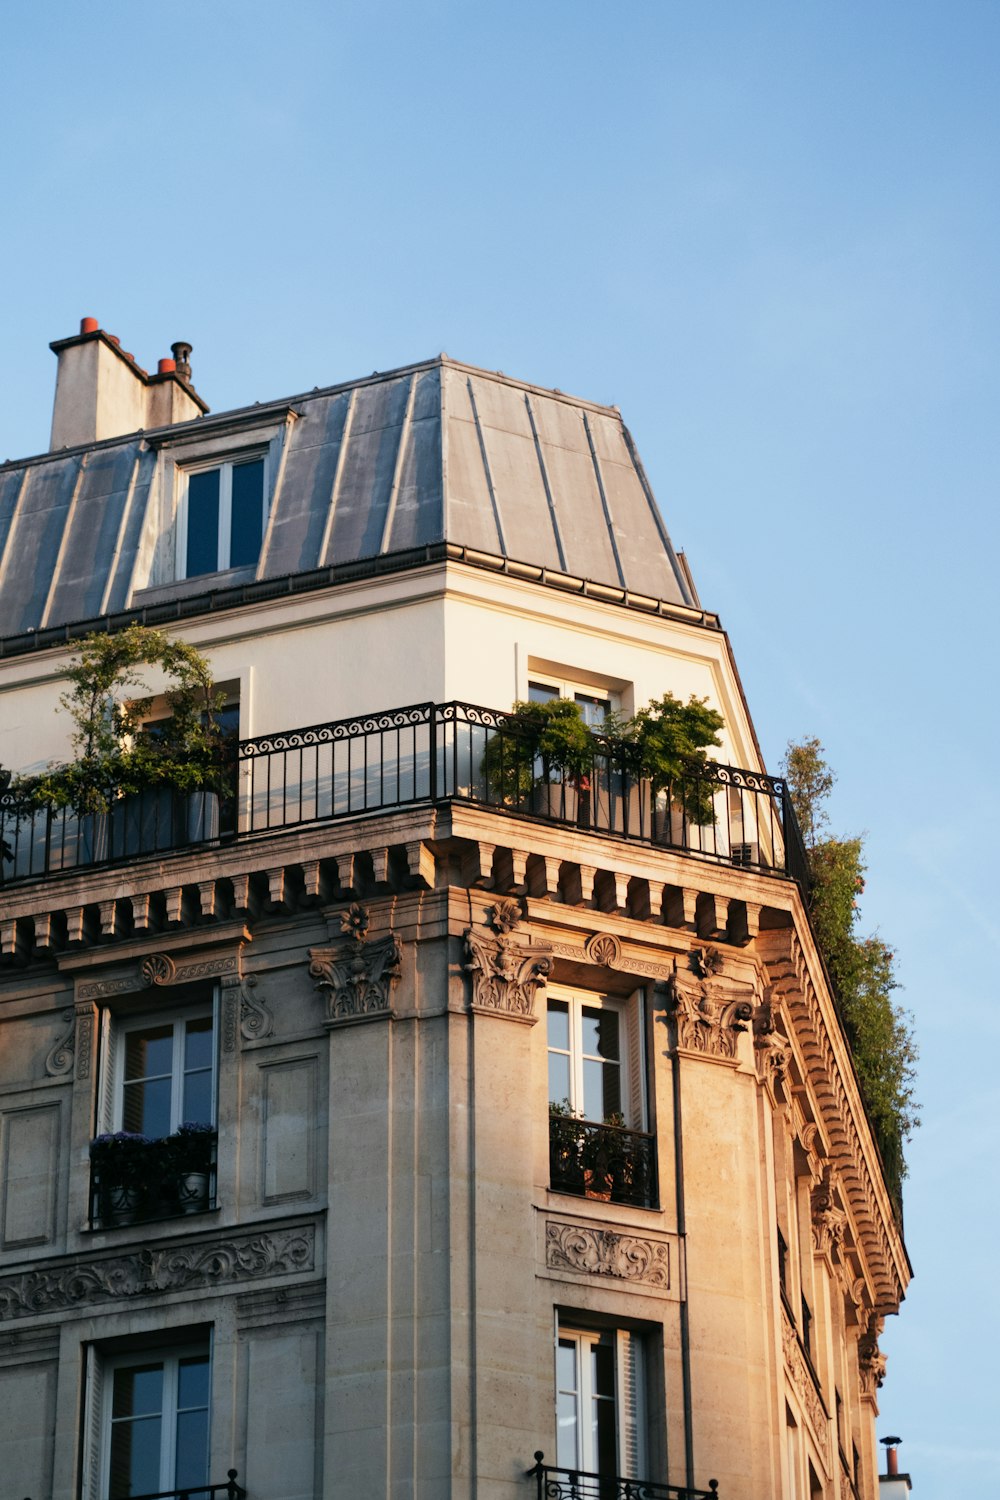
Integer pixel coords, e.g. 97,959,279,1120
545,1220,671,1289
781,1303,829,1453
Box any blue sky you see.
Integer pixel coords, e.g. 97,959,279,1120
3,3,998,1491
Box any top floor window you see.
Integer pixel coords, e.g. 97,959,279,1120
179,455,267,579
529,679,613,729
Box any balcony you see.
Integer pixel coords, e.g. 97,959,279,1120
549,1114,657,1209
116,1473,245,1500
89,1130,218,1229
528,1455,718,1499
0,700,807,888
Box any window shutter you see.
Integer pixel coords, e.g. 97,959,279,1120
98,1008,116,1132
81,1345,105,1500
625,989,647,1130
617,1330,645,1478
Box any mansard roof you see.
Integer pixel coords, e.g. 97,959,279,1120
0,355,697,639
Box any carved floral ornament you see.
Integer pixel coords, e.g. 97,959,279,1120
662,949,755,1061
464,899,553,1022
309,902,402,1025
545,1221,670,1289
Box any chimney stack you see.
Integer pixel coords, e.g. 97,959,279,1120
49,320,208,448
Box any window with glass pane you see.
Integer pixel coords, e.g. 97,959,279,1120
119,1012,215,1136
182,456,266,578
106,1348,209,1500
547,992,625,1124
555,1326,645,1478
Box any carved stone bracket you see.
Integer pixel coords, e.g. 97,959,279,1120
44,1008,76,1077
545,1220,670,1289
239,973,273,1041
663,953,754,1061
812,1167,848,1261
464,899,552,1022
858,1313,887,1400
0,1225,316,1320
753,992,790,1092
309,903,402,1026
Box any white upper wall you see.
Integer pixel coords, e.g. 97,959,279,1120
0,562,759,778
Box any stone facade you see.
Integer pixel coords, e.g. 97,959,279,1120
0,341,908,1500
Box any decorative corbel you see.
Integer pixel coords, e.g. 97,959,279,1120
753,991,790,1093
309,903,402,1026
664,950,753,1060
811,1166,848,1260
858,1312,887,1400
464,898,552,1023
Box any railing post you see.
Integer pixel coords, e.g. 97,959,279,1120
429,703,438,802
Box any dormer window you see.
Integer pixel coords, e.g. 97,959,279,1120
178,453,267,579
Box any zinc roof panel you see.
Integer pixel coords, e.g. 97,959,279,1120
264,394,351,575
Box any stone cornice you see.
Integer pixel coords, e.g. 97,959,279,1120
758,926,909,1312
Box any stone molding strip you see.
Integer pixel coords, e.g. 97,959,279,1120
0,1225,315,1321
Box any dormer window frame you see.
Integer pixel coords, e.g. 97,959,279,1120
175,448,270,582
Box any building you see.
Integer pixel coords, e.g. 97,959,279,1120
0,321,910,1500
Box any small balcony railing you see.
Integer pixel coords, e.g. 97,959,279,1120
1,700,808,888
528,1454,718,1499
549,1116,657,1209
118,1471,245,1500
89,1131,218,1229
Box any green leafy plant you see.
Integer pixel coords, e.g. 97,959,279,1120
12,626,226,816
782,737,918,1206
628,692,724,824
483,697,594,805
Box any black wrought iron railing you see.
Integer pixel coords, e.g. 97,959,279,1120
116,1471,245,1500
1,700,807,888
89,1131,218,1228
527,1454,718,1499
549,1116,657,1209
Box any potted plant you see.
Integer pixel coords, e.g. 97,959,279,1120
89,1131,154,1224
168,1121,216,1213
483,698,593,821
630,693,724,843
10,625,227,865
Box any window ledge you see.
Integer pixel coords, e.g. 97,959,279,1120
133,565,257,607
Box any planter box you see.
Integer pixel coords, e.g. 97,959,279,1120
591,773,650,838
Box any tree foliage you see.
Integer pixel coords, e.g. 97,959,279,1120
781,738,918,1204
12,626,226,815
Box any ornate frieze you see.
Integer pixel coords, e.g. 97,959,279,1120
663,951,754,1061
464,899,552,1021
309,903,402,1024
781,1303,829,1448
0,1225,315,1320
545,1220,670,1288
77,951,239,1001
44,1009,76,1077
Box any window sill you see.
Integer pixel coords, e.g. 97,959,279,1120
133,565,257,607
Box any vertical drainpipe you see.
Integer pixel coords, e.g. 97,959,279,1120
672,1047,696,1492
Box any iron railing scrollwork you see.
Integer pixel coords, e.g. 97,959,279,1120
548,1117,657,1209
1,699,808,890
527,1453,719,1500
114,1469,246,1500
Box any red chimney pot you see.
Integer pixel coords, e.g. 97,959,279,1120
80,316,99,335
107,335,120,347
157,358,177,375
